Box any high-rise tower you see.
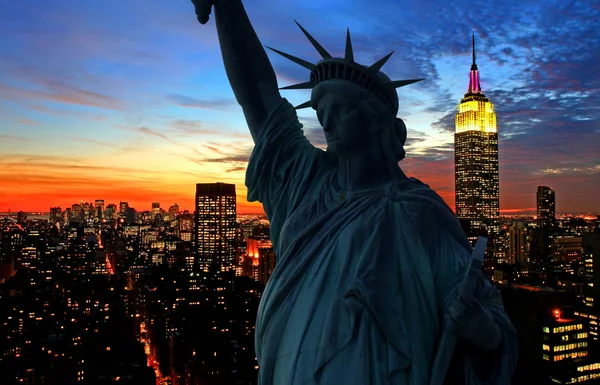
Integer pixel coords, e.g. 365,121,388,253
536,185,556,259
194,183,237,272
95,199,105,220
455,31,500,244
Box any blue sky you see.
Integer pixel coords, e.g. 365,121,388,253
0,0,598,213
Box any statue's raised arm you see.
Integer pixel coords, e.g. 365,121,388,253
191,0,327,236
192,0,282,140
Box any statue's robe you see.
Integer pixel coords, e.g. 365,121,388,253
246,99,517,385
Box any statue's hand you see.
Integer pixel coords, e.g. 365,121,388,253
191,0,216,25
447,284,502,351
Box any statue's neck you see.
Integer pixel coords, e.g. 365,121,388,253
336,142,395,192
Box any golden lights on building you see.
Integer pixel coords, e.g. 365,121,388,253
544,310,600,384
194,183,237,273
456,99,497,134
542,313,588,363
454,32,500,241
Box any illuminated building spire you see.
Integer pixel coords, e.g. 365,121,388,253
468,30,482,94
455,30,499,247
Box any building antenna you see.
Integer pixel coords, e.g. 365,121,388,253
472,29,476,66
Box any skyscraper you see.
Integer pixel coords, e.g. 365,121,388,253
95,199,104,220
537,185,556,259
105,204,117,221
508,221,529,265
151,202,161,219
454,32,500,244
194,183,237,272
168,203,180,219
119,202,129,216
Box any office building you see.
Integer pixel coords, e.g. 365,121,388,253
537,186,556,259
194,183,237,272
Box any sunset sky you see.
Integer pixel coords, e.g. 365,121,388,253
1,0,599,214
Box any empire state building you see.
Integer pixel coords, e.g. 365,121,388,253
454,32,500,243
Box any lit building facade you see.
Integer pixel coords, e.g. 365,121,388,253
454,32,499,244
549,359,600,384
577,233,600,342
542,314,588,363
194,183,237,272
238,238,276,285
553,235,583,262
544,310,600,384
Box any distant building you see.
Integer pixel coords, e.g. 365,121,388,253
509,221,529,264
151,202,161,220
105,204,117,221
194,183,237,272
239,238,276,285
49,207,63,224
553,235,583,262
95,199,105,220
537,185,556,259
577,232,600,341
454,32,499,245
119,201,129,216
168,203,180,220
125,207,136,224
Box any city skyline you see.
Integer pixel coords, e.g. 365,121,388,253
1,0,599,214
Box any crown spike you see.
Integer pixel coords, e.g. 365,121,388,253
368,51,395,73
294,100,312,109
279,81,314,90
344,28,354,62
384,79,424,88
294,20,332,59
265,46,314,70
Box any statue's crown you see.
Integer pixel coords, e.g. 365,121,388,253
267,20,423,115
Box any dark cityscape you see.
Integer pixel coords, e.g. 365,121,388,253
1,181,600,384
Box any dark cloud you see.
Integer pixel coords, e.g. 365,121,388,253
198,147,254,165
404,136,428,148
431,112,456,133
226,166,246,173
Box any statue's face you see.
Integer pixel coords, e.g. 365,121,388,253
312,84,386,157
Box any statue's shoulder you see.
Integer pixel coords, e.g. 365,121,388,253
384,177,449,212
384,177,466,244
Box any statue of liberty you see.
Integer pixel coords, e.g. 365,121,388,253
189,1,518,384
